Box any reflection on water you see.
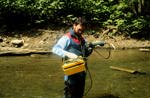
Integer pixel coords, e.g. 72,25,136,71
0,49,149,98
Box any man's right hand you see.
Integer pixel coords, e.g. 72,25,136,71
65,52,78,59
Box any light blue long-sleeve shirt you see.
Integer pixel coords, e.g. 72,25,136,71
52,35,71,58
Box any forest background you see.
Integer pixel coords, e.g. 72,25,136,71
0,0,149,39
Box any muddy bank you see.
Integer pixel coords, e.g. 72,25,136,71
0,29,149,56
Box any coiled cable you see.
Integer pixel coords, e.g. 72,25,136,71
84,42,115,96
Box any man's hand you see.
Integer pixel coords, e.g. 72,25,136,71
65,52,78,59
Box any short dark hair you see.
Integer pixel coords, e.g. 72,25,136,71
74,17,86,26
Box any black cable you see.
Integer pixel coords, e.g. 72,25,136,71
84,63,93,96
83,42,112,96
93,43,112,59
80,39,93,97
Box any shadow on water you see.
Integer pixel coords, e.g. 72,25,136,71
93,93,120,98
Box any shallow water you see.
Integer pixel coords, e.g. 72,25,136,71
0,49,149,98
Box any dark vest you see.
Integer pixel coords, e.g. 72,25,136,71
65,32,86,56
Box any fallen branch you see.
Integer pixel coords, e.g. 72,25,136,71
0,48,51,56
110,66,146,75
139,48,150,52
110,66,136,73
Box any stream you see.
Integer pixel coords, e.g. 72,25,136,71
0,49,149,98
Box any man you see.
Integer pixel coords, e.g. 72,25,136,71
52,17,92,98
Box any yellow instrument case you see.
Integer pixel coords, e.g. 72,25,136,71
62,59,85,76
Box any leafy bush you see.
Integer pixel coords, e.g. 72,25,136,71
0,0,149,39
103,0,150,38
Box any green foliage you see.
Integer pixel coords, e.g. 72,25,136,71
103,0,149,38
0,0,149,39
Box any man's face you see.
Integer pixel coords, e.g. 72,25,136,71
73,24,85,36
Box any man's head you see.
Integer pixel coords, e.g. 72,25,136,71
73,17,86,36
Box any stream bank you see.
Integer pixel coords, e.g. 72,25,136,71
0,29,149,56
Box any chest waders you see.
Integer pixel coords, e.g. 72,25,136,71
62,33,87,98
